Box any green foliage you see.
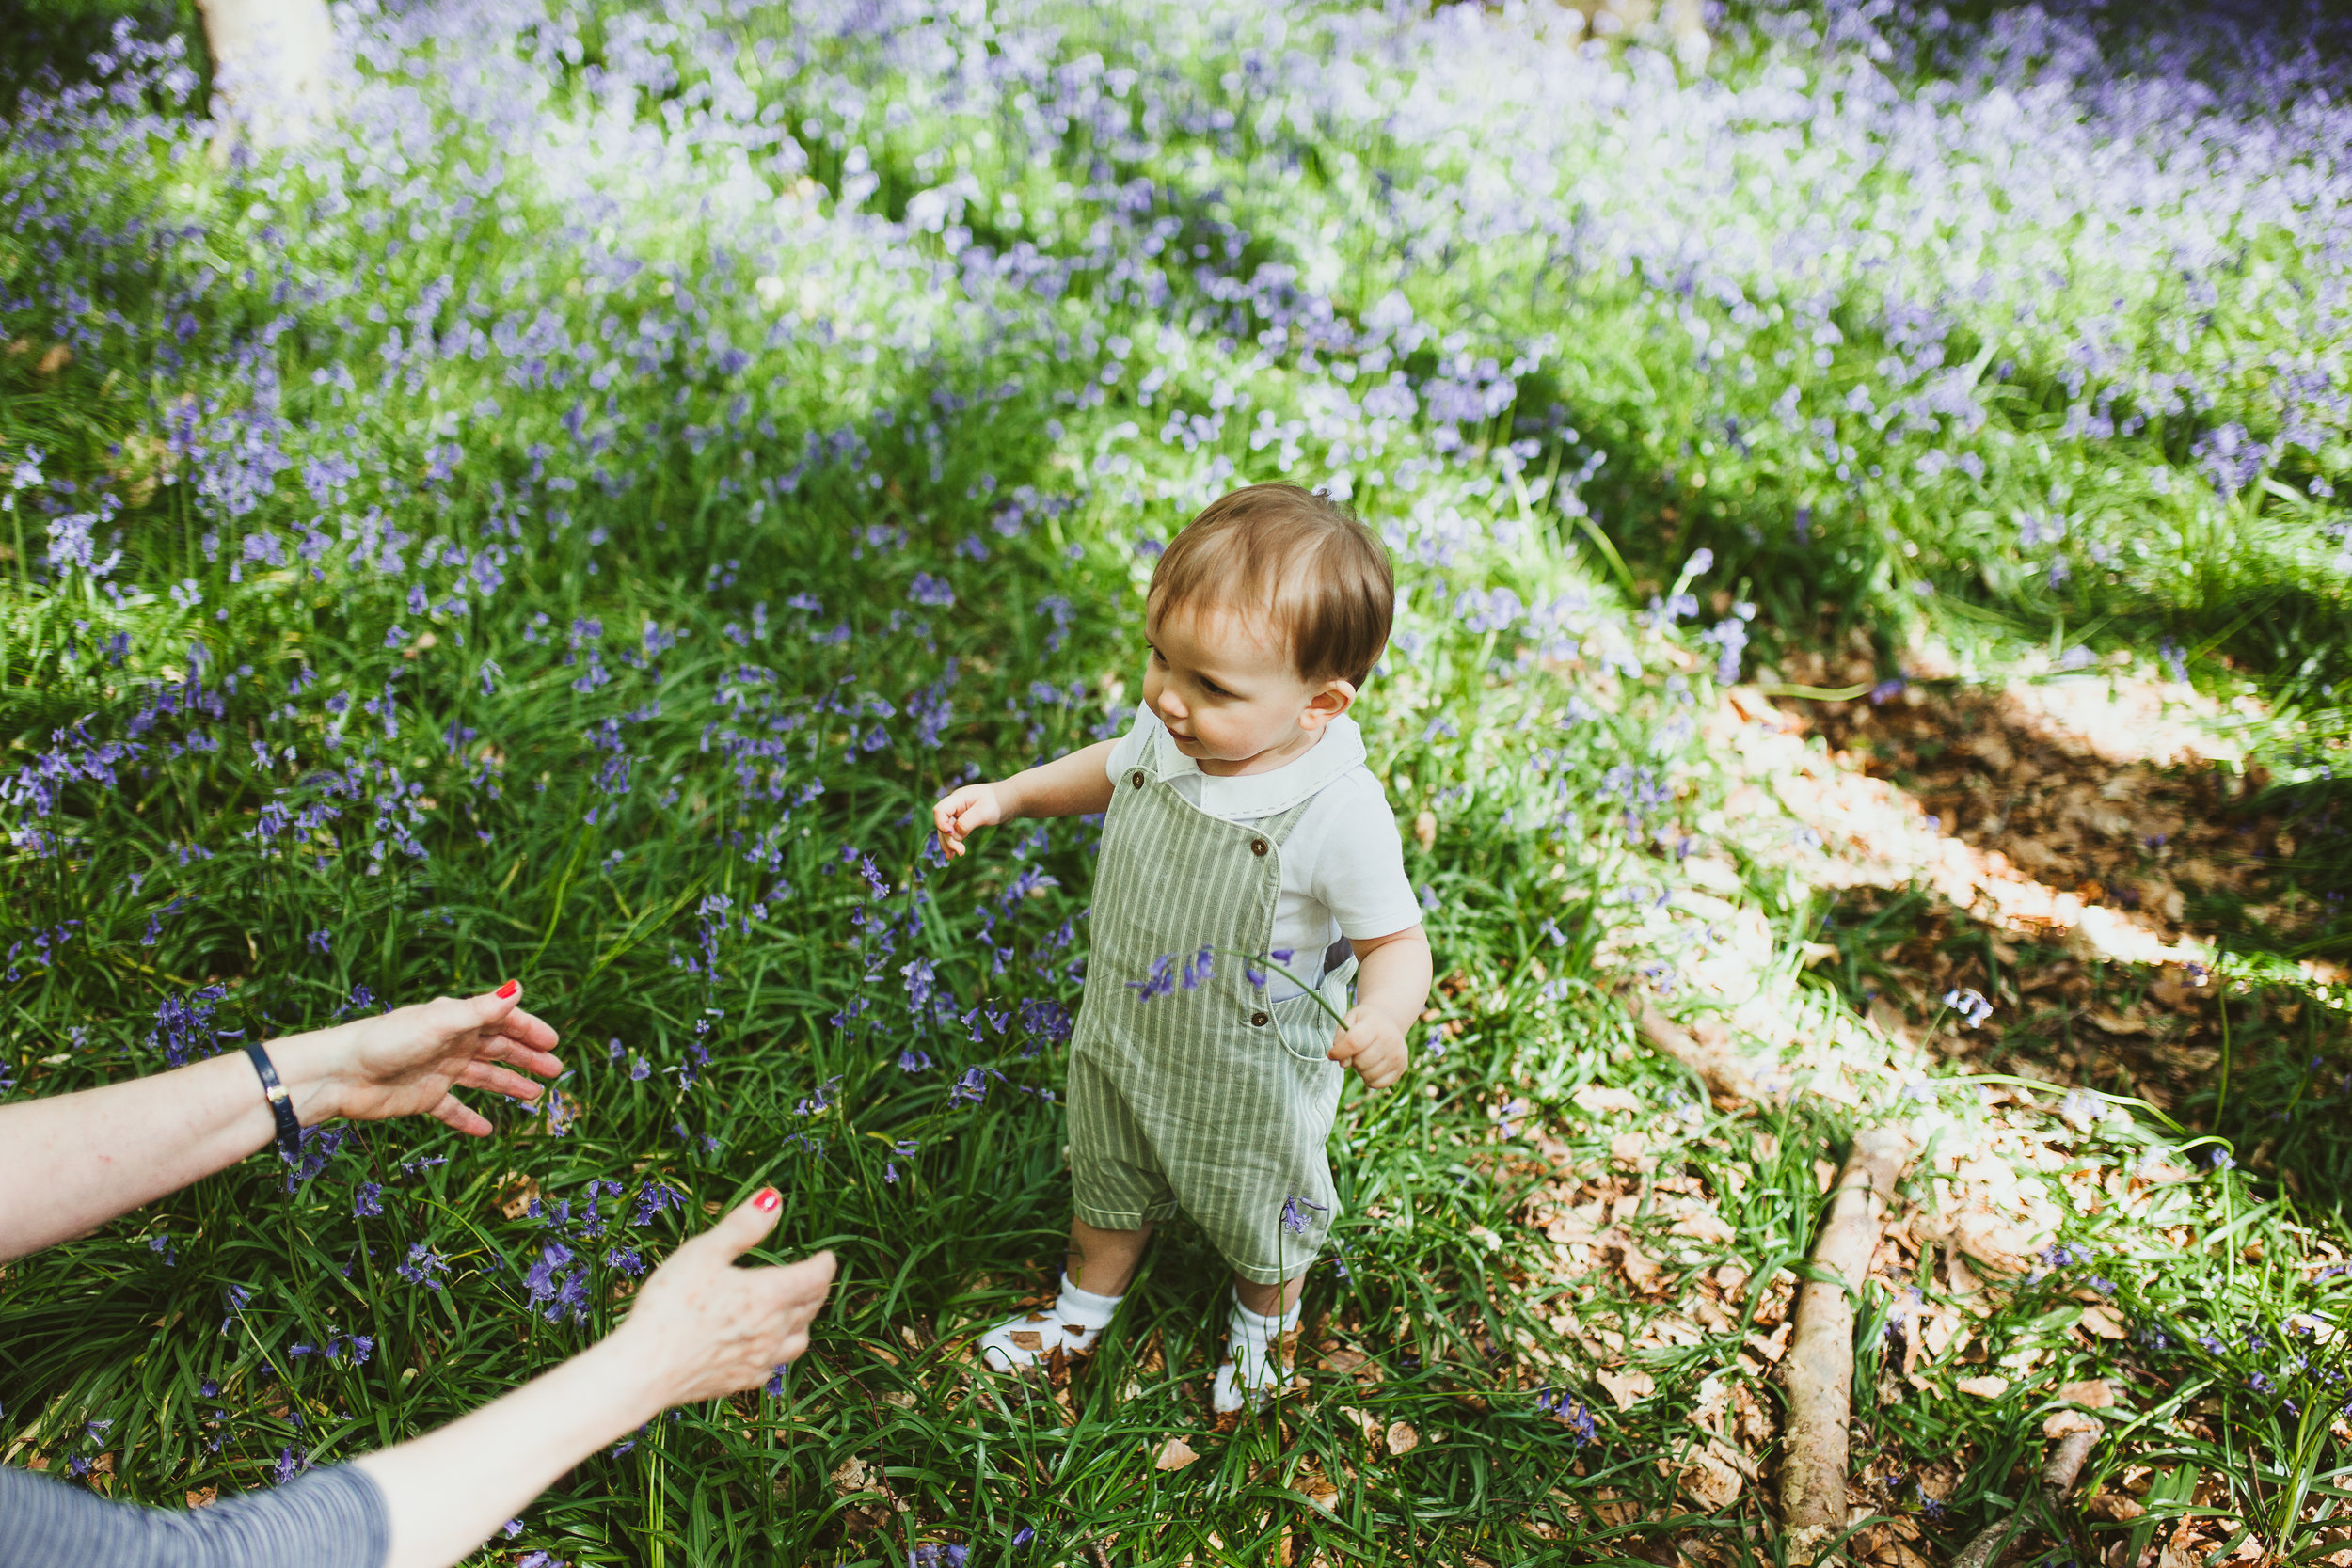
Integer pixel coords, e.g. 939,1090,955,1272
3,2,2348,1561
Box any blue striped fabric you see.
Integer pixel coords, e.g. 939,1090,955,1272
0,1461,389,1568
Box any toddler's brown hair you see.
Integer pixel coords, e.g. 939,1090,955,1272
1148,483,1394,689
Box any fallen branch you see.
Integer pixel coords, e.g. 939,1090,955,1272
1626,995,1766,1104
1947,1420,2104,1568
1779,1126,1915,1558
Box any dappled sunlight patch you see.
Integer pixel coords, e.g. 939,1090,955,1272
1721,682,2230,974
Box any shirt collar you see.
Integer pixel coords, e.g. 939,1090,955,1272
1139,704,1366,816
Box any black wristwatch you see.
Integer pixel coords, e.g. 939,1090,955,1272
245,1044,304,1164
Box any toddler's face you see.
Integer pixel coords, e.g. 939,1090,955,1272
1142,594,1352,777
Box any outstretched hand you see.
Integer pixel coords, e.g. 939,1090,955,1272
276,983,564,1133
611,1187,838,1406
350,1186,837,1568
932,781,1007,862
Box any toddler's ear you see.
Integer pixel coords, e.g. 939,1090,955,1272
1302,678,1358,729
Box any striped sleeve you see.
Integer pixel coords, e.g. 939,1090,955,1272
0,1461,389,1568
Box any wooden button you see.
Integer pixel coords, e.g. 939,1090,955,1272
1250,838,1269,856
1250,1011,1269,1027
1130,770,1146,788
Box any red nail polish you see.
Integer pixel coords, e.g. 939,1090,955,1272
495,979,520,1000
753,1187,781,1212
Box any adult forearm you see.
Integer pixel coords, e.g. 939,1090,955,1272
1355,932,1434,1035
0,992,558,1265
996,737,1118,820
354,1337,666,1568
0,1043,331,1263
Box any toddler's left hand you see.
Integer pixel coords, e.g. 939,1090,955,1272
1327,1005,1407,1089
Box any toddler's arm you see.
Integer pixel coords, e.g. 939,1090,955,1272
1326,924,1433,1090
933,737,1119,861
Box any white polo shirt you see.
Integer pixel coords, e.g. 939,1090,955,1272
1104,705,1422,997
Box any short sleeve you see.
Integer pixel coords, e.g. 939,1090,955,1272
1309,771,1424,941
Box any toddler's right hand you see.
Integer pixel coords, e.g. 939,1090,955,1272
932,782,1005,861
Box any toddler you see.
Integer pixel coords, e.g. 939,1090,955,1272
932,483,1434,1412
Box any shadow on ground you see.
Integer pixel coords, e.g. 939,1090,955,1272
1741,660,2352,1220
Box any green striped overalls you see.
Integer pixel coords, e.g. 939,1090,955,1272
1066,752,1359,1285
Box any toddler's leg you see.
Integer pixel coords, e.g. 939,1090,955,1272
1066,1216,1152,1296
1214,1270,1306,1415
976,1217,1151,1373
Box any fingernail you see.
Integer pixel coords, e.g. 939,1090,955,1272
495,979,520,1000
753,1187,781,1212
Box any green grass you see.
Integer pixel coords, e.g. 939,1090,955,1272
2,2,2349,1563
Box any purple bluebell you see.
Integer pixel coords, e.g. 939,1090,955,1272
1942,988,1993,1029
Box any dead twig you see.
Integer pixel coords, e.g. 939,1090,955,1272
1626,995,1766,1103
1947,1421,2104,1568
1779,1126,1915,1559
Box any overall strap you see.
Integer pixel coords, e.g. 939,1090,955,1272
1252,789,1322,849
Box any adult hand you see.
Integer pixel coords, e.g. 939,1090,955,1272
931,781,1007,861
354,1187,837,1568
273,983,564,1133
606,1187,838,1406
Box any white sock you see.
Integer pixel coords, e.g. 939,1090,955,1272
1213,1292,1301,1413
977,1272,1122,1371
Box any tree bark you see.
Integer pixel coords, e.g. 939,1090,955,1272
1778,1127,1915,1555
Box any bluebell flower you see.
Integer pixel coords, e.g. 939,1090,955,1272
1533,1390,1597,1445
1280,1194,1327,1235
397,1243,450,1291
1126,952,1177,1001
633,1180,686,1228
1942,988,1993,1029
221,1284,252,1332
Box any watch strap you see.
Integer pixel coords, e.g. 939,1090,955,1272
245,1043,303,1164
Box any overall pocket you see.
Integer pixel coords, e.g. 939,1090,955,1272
1267,976,1349,1065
